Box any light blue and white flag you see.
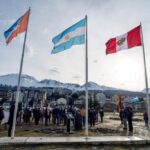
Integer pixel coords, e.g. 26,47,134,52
51,18,86,54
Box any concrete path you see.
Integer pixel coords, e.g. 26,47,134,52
0,136,150,146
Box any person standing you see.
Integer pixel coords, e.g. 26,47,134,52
89,108,96,127
126,106,133,132
34,107,41,125
99,108,104,123
44,106,50,126
0,105,4,125
143,110,148,127
118,96,123,124
8,101,15,137
122,107,127,130
80,107,85,126
74,110,82,130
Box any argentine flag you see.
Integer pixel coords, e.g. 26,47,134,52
51,18,86,54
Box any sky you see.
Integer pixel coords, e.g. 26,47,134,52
0,0,150,92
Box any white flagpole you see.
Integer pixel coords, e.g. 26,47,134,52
140,22,150,130
85,15,89,138
11,8,31,139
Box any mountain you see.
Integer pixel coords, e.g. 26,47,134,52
0,73,124,91
0,74,38,87
40,79,63,87
142,88,150,93
81,82,118,91
39,79,81,91
0,74,146,97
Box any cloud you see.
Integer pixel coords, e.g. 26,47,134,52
100,74,105,77
42,28,49,35
18,35,35,57
93,59,98,63
25,44,35,57
1,0,150,91
113,70,119,74
1,19,16,26
72,75,81,79
49,68,60,74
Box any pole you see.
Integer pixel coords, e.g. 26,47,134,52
85,15,89,138
140,22,150,130
11,8,30,139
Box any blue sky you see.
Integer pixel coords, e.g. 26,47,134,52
0,0,150,91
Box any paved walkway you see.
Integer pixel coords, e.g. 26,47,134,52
0,136,150,146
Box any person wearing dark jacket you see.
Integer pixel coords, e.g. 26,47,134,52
126,106,133,132
143,110,148,127
0,105,4,124
89,108,96,127
8,101,15,137
44,107,50,126
122,107,127,130
34,107,41,125
99,108,104,123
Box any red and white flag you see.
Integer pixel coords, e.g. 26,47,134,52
106,25,142,55
118,96,122,112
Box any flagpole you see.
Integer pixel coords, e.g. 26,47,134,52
85,15,89,138
140,22,150,130
11,8,31,139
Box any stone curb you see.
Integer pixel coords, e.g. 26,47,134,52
0,136,150,146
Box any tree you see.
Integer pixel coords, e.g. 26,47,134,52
68,96,73,106
28,97,34,107
71,93,79,106
18,102,22,111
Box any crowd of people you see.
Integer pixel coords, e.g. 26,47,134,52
15,105,102,127
0,102,105,137
0,101,149,137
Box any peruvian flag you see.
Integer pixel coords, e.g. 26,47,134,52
106,25,142,55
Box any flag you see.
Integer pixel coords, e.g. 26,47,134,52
4,9,30,44
106,25,142,55
51,18,86,54
118,95,122,112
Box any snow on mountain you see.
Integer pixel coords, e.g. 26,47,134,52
81,81,117,91
40,79,63,88
142,88,150,93
63,83,81,91
0,74,38,87
0,74,117,91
